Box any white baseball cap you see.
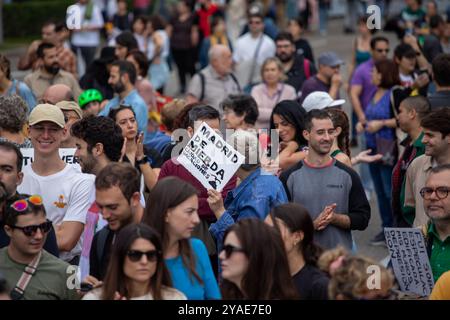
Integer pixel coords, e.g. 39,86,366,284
302,91,346,112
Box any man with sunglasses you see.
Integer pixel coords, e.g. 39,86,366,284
18,104,95,264
419,165,450,282
0,141,59,257
0,195,79,299
404,108,450,227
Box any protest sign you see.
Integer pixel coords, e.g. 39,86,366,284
21,148,80,169
384,228,434,296
177,122,244,191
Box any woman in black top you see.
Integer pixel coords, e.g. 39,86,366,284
265,203,330,300
108,105,162,191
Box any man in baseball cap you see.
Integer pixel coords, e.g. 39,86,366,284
302,91,346,112
56,101,83,148
20,103,94,265
299,51,344,105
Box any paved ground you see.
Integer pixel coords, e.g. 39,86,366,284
3,8,417,262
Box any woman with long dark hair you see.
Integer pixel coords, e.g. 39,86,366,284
83,223,186,300
220,218,299,300
265,203,329,300
356,59,399,245
143,177,220,300
269,100,307,171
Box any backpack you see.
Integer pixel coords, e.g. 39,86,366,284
198,71,241,102
303,58,312,79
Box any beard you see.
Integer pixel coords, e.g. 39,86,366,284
44,63,60,75
112,80,126,94
79,154,96,174
277,52,294,63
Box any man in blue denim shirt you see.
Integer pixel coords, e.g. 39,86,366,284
99,60,148,137
207,130,288,252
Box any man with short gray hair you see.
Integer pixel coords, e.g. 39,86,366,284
186,45,241,111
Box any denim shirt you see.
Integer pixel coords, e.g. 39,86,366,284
209,168,288,251
99,89,148,137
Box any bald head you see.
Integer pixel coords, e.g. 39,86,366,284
42,84,73,104
209,45,232,76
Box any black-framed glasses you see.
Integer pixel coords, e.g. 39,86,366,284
221,244,246,259
8,220,52,237
126,250,160,262
419,187,450,200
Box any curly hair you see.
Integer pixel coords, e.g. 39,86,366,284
0,95,28,133
71,115,124,162
327,254,395,300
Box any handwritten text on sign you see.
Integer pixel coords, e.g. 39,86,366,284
384,228,434,296
20,148,79,168
177,122,244,191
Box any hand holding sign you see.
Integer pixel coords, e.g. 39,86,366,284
207,189,226,220
177,122,245,192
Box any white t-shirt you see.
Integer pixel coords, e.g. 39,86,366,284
18,164,96,262
232,33,276,65
71,3,104,47
82,286,187,300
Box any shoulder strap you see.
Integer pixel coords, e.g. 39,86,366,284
96,227,110,268
198,71,205,102
10,250,42,300
303,58,311,79
229,73,241,92
247,35,265,85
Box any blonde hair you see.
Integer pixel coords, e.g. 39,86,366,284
261,57,286,82
327,254,395,300
161,99,186,131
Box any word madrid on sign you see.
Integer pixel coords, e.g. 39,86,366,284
178,122,244,191
384,228,434,297
20,148,79,168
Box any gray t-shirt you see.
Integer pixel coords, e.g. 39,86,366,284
280,159,370,250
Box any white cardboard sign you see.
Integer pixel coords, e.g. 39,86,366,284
177,122,244,191
384,228,434,296
20,148,80,169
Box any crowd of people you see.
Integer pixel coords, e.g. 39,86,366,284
0,0,450,301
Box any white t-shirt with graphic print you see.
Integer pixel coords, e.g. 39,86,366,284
18,164,95,263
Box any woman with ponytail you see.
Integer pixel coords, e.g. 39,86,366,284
265,203,329,300
327,108,383,168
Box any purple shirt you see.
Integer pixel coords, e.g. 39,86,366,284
351,59,377,111
298,76,333,105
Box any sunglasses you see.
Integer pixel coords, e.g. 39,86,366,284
10,195,43,212
221,244,246,259
9,220,53,237
420,187,450,200
126,250,160,262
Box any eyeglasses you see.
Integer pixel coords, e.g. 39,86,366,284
375,49,390,53
126,250,160,262
9,220,53,237
419,187,450,200
10,195,43,212
221,244,246,259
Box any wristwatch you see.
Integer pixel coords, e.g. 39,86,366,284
136,155,148,166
